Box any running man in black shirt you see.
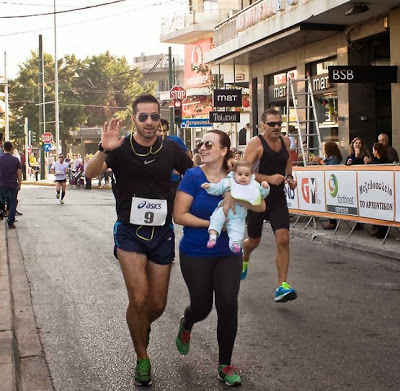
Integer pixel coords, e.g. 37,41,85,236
86,94,193,386
242,108,298,302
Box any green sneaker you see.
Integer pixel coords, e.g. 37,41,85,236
60,199,64,204
134,358,152,386
56,193,60,199
275,281,297,303
175,318,191,355
218,365,241,386
241,261,249,280
146,327,151,348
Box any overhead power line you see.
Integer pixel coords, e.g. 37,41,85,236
0,0,127,19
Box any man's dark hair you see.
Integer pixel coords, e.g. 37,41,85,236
0,133,3,142
3,141,12,152
160,118,169,131
132,94,160,114
261,108,281,123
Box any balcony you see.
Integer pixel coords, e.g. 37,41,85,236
160,10,222,45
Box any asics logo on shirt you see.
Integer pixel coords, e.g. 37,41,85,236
144,159,156,165
137,201,162,209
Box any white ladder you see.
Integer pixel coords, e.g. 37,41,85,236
286,76,322,166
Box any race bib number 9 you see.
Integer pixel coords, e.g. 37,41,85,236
130,197,167,226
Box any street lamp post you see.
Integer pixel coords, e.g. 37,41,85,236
54,0,60,155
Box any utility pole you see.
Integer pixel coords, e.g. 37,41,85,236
54,0,60,156
24,117,29,181
168,46,174,134
38,35,46,180
4,52,9,140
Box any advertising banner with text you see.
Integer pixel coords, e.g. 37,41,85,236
395,171,400,223
296,171,325,212
357,171,394,221
285,179,299,210
325,171,358,215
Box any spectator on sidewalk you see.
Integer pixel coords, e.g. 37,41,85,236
29,153,40,181
0,141,22,228
377,133,398,163
48,153,55,174
345,137,370,165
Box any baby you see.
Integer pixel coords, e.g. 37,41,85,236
201,160,270,253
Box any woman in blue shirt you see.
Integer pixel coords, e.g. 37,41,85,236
173,130,265,387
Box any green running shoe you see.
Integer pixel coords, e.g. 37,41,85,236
275,281,297,303
241,261,249,280
146,327,151,348
134,358,152,386
218,365,241,386
56,193,60,199
175,318,191,355
60,199,64,204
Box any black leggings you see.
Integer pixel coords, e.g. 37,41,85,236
179,252,242,365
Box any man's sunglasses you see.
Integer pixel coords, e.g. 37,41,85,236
265,121,283,127
136,113,161,122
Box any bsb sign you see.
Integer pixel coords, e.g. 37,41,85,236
328,66,398,83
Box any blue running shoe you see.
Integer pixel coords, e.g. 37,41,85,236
275,282,297,302
241,261,249,281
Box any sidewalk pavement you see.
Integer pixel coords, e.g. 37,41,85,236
1,184,399,390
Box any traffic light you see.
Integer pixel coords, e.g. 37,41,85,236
174,99,182,125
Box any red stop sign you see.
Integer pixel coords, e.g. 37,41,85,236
41,132,53,143
170,85,187,102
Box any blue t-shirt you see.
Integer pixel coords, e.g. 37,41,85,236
178,166,231,257
168,135,188,182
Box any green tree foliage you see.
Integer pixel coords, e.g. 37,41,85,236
8,50,156,148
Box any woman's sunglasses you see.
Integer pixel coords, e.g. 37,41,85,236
136,113,161,122
198,141,216,150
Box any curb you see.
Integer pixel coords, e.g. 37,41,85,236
0,220,53,391
0,220,20,391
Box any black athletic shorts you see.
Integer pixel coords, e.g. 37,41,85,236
113,221,175,265
246,197,289,238
55,179,67,183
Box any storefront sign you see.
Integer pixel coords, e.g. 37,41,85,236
296,171,325,212
213,89,242,107
328,66,398,83
311,74,335,92
358,171,394,221
184,38,212,88
325,171,357,215
209,111,240,123
236,0,284,32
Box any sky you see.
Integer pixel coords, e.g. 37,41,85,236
1,0,186,79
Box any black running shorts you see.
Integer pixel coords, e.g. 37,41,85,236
246,197,289,238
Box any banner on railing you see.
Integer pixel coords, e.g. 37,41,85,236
285,166,400,226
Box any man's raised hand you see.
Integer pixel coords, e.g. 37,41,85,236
101,118,125,151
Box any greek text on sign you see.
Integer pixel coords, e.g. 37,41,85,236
209,111,240,123
358,171,394,221
170,85,187,102
213,89,242,108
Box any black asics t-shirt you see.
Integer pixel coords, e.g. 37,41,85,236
106,135,193,224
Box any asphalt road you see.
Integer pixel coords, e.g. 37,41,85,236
13,185,400,391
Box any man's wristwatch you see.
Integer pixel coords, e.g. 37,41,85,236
98,142,111,154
